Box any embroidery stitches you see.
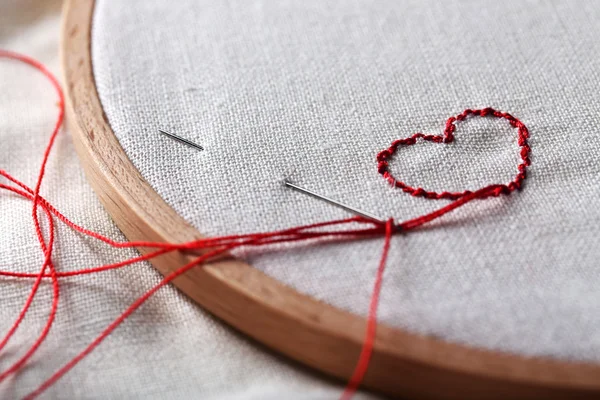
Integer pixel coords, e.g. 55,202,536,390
376,108,531,200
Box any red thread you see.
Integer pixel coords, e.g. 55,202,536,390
341,218,394,400
376,107,531,200
0,49,63,386
0,50,530,399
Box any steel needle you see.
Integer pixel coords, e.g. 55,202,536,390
159,129,204,151
283,179,385,223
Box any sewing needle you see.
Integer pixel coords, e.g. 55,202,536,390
159,129,204,151
283,179,385,224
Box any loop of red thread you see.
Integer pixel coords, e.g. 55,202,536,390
376,107,531,200
0,49,529,400
0,49,63,386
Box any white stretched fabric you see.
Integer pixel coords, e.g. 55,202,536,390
93,0,600,365
0,1,377,398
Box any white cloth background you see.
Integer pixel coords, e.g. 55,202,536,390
0,1,378,399
93,0,600,366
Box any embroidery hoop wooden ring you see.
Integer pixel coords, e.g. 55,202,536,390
61,1,600,398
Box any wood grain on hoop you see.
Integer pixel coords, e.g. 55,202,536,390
61,1,600,398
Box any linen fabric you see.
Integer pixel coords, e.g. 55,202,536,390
0,1,377,398
93,0,600,365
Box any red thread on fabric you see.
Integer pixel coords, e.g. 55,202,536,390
341,218,394,400
376,107,531,200
0,49,63,386
0,50,530,400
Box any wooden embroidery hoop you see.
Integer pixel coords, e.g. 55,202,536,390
61,1,600,398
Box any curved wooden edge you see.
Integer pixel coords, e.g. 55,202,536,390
61,1,600,398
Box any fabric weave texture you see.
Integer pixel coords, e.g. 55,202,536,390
93,0,600,364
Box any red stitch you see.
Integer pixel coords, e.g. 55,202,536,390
376,108,531,201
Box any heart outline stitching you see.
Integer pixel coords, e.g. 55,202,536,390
376,107,531,200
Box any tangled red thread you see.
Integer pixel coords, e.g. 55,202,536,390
0,50,530,400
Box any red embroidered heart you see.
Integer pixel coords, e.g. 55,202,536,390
376,107,531,200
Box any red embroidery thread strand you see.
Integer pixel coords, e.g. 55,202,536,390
0,50,530,399
0,49,63,387
341,218,394,400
